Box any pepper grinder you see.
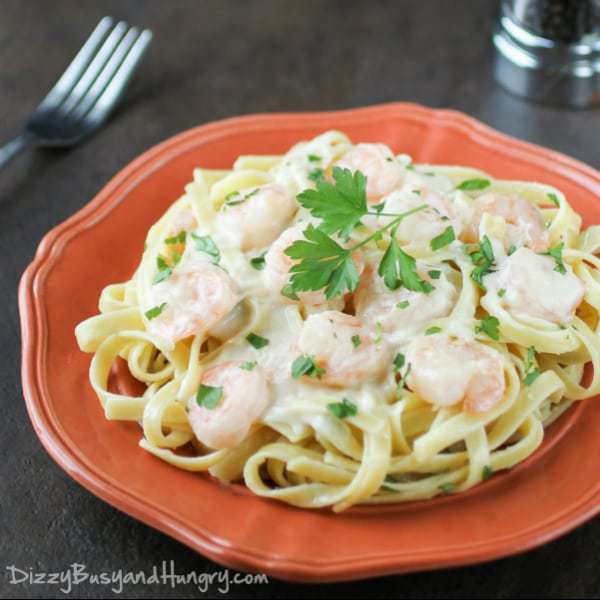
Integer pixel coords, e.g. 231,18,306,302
494,0,600,107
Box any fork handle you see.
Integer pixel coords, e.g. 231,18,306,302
0,134,31,170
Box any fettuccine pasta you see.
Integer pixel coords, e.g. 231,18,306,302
75,131,600,511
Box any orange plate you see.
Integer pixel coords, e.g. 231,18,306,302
19,103,600,582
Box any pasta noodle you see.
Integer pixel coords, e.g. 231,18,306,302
75,131,600,511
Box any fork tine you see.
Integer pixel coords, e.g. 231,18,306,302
59,21,129,115
36,17,114,113
85,29,153,126
71,27,140,120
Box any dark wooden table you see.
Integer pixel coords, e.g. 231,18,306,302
2,1,599,598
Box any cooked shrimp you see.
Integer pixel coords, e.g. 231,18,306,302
354,263,457,345
405,334,505,414
187,361,271,449
147,255,241,344
464,193,549,252
485,247,584,324
263,223,363,306
381,187,463,246
335,143,404,201
216,183,298,251
296,311,390,386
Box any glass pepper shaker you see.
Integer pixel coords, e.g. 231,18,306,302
494,0,600,107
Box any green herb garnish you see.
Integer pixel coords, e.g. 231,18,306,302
285,167,428,298
439,482,456,493
291,355,325,379
430,226,455,251
547,193,560,208
541,242,566,275
482,465,494,481
393,353,405,370
246,333,270,349
425,326,442,335
428,270,441,280
476,315,500,341
196,384,223,409
250,253,266,270
165,231,186,245
240,361,257,371
144,303,166,320
396,300,410,309
308,168,325,183
191,233,220,264
456,178,490,191
351,334,362,348
469,235,495,288
327,398,357,419
524,346,541,386
307,154,321,162
153,255,173,284
378,236,433,293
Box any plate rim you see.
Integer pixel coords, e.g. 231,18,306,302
19,102,600,582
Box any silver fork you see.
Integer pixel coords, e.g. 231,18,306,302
0,17,153,170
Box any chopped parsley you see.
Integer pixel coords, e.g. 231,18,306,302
144,303,166,320
308,168,325,183
223,191,245,207
541,242,566,275
165,231,186,245
191,233,220,264
327,398,357,419
507,244,517,256
246,333,270,349
393,353,405,370
250,253,266,270
153,255,173,285
291,355,325,379
307,153,321,162
351,334,362,348
428,269,441,280
547,192,560,208
425,326,442,335
240,361,257,371
430,226,455,251
439,482,456,493
524,346,541,386
196,384,223,409
469,235,495,288
498,288,506,298
482,465,494,481
476,315,500,341
456,178,491,191
396,300,410,309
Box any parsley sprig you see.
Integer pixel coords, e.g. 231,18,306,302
285,167,429,299
468,235,496,288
